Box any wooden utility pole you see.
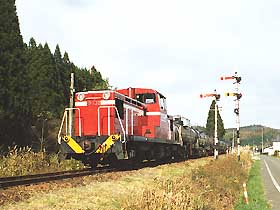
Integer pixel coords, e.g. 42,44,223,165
214,89,219,159
262,127,264,153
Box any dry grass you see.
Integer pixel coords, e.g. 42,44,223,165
0,146,84,177
122,154,251,210
2,153,252,210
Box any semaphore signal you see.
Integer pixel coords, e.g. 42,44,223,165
221,72,242,161
221,74,241,84
200,89,220,160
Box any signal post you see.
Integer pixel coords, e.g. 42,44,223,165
221,72,242,161
69,73,75,137
200,90,220,160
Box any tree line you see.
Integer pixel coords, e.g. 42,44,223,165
0,0,108,149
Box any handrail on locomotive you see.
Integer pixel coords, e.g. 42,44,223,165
97,105,126,143
57,108,81,144
58,106,127,144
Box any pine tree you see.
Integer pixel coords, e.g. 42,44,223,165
74,66,108,92
0,0,32,146
206,100,225,140
54,45,71,106
27,40,109,122
27,41,64,119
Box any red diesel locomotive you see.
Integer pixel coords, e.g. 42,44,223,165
57,87,218,167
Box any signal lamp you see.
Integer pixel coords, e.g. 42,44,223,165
215,94,220,100
236,130,240,138
236,93,242,100
234,108,239,115
235,76,242,83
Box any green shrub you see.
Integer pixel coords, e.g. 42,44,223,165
0,146,84,177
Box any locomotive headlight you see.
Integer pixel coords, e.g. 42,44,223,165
77,93,85,101
103,92,110,100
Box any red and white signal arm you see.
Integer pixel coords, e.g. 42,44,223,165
200,93,215,98
221,74,241,83
200,93,220,99
220,76,234,80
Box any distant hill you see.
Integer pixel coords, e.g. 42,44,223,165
224,125,280,147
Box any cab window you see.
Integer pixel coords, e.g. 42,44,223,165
115,98,124,119
136,93,156,104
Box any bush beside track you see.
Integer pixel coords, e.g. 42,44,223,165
0,146,84,177
2,153,252,210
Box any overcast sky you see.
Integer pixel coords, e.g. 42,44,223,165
16,0,280,129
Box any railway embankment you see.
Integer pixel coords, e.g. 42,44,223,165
1,153,252,210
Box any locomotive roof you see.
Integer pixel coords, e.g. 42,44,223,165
117,87,166,99
76,88,165,97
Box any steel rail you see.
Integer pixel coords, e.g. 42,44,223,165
0,158,184,189
0,167,114,189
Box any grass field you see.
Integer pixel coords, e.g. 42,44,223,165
234,160,271,210
2,153,252,210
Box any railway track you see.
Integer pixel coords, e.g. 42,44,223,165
0,167,115,189
0,159,181,189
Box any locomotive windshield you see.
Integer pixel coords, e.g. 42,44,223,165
136,93,156,104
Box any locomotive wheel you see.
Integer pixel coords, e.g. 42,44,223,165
87,154,101,168
108,154,120,168
89,158,98,168
133,149,144,163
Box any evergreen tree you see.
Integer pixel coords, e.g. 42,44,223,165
74,66,108,92
206,100,225,140
27,40,109,121
0,0,32,146
54,45,71,106
27,40,64,119
28,37,37,49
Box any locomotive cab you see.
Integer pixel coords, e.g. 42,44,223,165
117,88,170,140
